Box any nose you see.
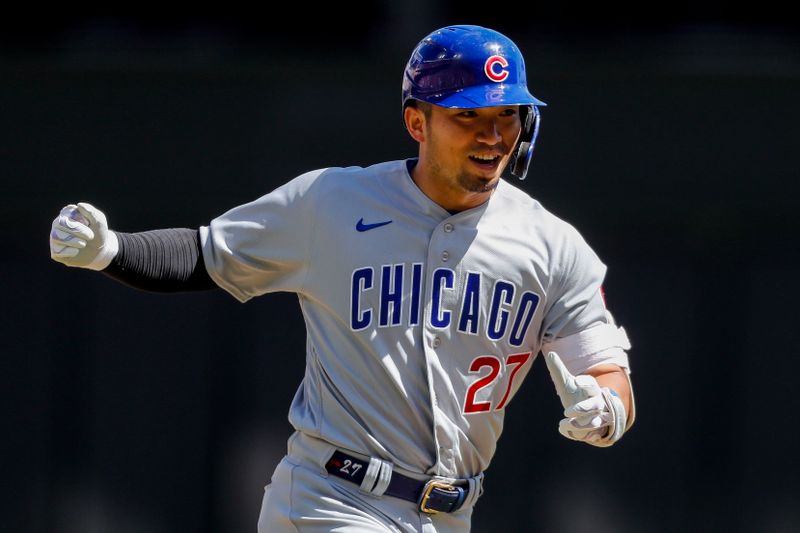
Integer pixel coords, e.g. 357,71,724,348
476,118,502,145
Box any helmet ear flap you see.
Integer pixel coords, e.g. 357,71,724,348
510,106,541,180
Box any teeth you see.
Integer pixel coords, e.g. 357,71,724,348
472,154,498,161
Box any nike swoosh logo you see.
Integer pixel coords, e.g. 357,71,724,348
356,218,393,232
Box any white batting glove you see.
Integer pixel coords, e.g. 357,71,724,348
49,202,118,270
544,351,626,447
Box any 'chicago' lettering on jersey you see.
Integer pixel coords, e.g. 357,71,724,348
350,263,540,346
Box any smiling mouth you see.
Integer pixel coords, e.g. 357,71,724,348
469,154,501,167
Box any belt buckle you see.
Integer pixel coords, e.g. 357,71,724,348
418,480,457,514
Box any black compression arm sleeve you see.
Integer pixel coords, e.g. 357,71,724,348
102,229,218,292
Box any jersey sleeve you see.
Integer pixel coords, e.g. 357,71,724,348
199,169,325,302
540,224,631,375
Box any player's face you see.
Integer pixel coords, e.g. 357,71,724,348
413,104,522,211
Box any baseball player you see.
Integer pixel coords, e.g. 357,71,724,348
49,25,635,532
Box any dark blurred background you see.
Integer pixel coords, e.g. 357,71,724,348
2,3,799,532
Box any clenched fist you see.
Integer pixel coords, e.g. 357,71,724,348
50,202,118,270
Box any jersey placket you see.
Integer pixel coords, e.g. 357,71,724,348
420,214,470,477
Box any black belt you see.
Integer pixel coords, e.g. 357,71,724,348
325,450,469,514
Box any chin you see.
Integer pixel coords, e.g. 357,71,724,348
459,174,500,194
480,179,501,193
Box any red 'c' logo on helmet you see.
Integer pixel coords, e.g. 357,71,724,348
484,55,509,82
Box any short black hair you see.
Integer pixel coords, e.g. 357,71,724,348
407,99,433,118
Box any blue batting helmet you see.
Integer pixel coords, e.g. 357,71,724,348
402,25,546,179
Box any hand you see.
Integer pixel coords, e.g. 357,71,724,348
544,351,626,447
50,202,118,270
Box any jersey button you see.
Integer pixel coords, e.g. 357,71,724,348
441,251,449,262
444,223,454,233
432,336,442,348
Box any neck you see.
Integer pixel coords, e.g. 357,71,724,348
410,159,496,213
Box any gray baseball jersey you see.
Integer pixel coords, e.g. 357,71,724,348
199,159,629,479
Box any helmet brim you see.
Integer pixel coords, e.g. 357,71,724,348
430,83,547,109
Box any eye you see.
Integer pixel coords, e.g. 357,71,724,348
499,108,517,117
457,110,478,118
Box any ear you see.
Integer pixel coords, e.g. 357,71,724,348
404,105,426,143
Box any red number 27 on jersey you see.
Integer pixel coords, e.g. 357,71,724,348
463,352,532,414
